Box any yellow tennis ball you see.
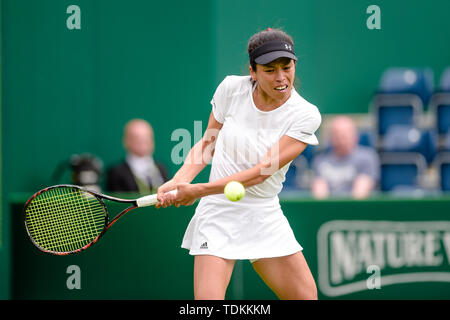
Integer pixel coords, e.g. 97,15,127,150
224,181,245,202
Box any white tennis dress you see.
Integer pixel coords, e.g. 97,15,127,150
181,75,321,260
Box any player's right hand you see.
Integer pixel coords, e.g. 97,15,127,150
156,179,178,208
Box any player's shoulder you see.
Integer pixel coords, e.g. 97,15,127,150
287,90,321,125
221,75,252,86
290,90,320,115
219,75,252,96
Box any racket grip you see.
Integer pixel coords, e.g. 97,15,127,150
136,189,178,207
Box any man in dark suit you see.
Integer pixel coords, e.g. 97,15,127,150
107,119,169,194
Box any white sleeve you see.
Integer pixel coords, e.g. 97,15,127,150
285,107,322,145
210,76,231,124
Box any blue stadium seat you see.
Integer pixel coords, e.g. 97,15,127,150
378,67,434,106
429,92,450,142
381,125,437,164
283,154,312,191
422,130,439,163
434,152,450,192
436,102,450,136
381,125,421,151
358,130,376,148
380,152,427,192
444,132,450,151
371,93,423,139
440,67,450,92
429,68,450,150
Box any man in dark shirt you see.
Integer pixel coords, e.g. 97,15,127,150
107,119,169,194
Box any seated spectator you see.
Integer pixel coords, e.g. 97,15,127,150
311,116,379,199
107,119,169,194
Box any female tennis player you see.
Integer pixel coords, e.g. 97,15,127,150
156,28,321,300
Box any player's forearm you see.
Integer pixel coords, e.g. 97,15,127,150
194,163,269,198
172,138,213,183
187,135,307,198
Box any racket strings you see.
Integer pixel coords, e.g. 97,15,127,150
27,189,104,252
25,187,106,253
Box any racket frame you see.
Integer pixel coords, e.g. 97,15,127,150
23,184,139,255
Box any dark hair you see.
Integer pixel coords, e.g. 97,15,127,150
247,28,295,71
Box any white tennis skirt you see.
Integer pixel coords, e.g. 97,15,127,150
181,194,302,260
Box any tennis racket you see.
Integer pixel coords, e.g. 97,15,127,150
23,184,177,255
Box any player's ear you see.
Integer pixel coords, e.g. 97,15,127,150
249,65,256,82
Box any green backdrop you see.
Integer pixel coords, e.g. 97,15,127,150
2,0,450,299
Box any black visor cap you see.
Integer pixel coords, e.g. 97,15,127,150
250,41,298,65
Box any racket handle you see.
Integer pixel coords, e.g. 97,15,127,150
136,189,178,207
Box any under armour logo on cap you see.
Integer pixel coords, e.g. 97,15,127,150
285,44,293,51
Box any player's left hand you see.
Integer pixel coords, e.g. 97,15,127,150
172,183,199,207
